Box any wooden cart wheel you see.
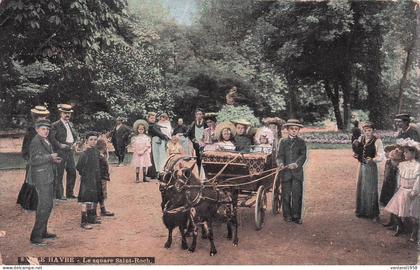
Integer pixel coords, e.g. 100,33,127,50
271,170,282,215
255,185,267,230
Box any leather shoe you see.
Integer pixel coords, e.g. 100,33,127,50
81,223,93,230
101,211,115,217
66,194,77,199
43,233,57,239
31,239,47,246
292,218,302,224
284,216,292,222
57,196,67,201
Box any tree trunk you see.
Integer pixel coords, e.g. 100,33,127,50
325,80,344,130
287,81,298,119
397,4,420,113
341,74,352,131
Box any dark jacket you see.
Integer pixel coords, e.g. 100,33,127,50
352,136,377,163
28,135,55,186
111,124,131,148
22,126,37,161
186,121,208,143
234,135,252,152
76,147,101,203
276,136,307,181
173,124,188,136
148,123,169,140
49,119,78,151
397,125,420,142
99,154,110,181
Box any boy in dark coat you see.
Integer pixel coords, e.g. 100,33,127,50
76,132,102,229
276,119,307,224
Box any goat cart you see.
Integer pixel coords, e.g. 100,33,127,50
202,150,282,230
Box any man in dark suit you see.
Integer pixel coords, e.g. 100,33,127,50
29,119,62,246
110,117,131,166
276,119,307,224
186,108,208,170
49,104,78,200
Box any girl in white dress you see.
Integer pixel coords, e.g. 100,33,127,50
131,120,152,183
385,139,420,240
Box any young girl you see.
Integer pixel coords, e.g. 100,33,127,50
96,138,114,217
254,129,274,154
167,134,184,156
385,139,420,239
131,120,152,183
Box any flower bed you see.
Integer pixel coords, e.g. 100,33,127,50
300,130,397,145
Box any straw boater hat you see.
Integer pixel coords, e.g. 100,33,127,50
58,104,74,113
283,119,304,128
133,119,149,135
215,122,236,140
231,119,252,127
394,113,411,122
31,105,50,115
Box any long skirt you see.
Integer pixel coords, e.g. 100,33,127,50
152,137,168,173
379,160,398,206
356,162,379,218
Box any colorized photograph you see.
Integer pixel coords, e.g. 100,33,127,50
0,0,419,267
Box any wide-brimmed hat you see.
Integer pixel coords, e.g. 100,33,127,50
31,105,50,115
254,127,274,145
133,119,149,135
397,138,420,152
231,119,252,127
283,119,304,128
394,113,411,122
262,117,286,128
215,122,236,140
58,104,74,113
35,119,51,128
204,112,218,122
361,121,375,129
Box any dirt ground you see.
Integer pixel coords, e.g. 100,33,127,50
0,149,418,265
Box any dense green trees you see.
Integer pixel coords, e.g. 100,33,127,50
1,0,418,131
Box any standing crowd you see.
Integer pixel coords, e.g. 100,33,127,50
15,102,420,247
352,113,420,245
17,104,114,246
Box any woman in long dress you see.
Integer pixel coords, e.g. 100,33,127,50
352,122,384,222
153,113,172,175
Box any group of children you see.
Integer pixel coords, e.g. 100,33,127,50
382,139,420,243
76,132,114,230
127,115,283,183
